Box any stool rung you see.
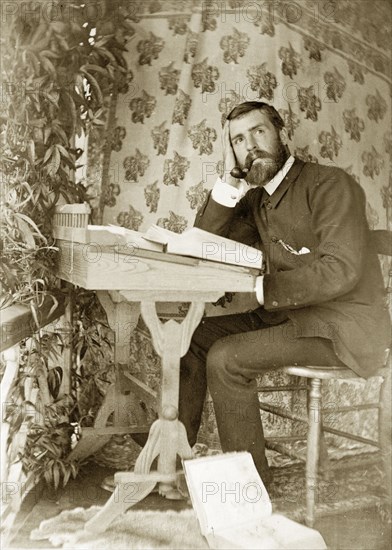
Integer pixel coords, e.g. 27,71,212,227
259,401,308,424
267,435,307,442
323,403,379,413
321,427,379,448
257,385,307,392
329,453,381,471
266,440,305,462
260,402,381,448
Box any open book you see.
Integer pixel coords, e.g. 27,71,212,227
182,452,327,550
89,224,262,270
144,225,262,269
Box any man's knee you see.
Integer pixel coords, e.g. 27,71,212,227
206,339,232,383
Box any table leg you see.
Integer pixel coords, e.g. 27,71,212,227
68,292,143,462
85,301,205,533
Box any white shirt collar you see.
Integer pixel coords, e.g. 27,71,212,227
264,155,295,195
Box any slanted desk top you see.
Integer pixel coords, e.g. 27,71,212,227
53,203,259,301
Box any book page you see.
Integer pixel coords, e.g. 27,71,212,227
87,225,163,252
144,225,263,270
210,515,327,550
183,452,271,536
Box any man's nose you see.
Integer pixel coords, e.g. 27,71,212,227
246,135,257,151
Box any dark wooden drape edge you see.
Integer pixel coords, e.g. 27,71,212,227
0,292,66,353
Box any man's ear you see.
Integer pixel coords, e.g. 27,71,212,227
279,127,289,145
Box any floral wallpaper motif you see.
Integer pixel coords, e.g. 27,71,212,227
191,58,220,93
129,90,156,123
95,0,391,449
279,43,302,79
220,28,250,64
123,149,150,182
159,62,180,95
188,119,217,155
319,126,342,161
136,32,165,66
324,67,346,102
151,122,170,155
144,180,160,213
247,63,278,100
298,86,322,121
343,109,365,142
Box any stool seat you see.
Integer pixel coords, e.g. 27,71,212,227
282,365,358,379
282,365,389,380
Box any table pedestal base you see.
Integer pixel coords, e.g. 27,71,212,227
85,415,192,533
85,298,205,534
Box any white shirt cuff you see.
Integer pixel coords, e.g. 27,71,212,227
254,276,264,305
211,177,244,207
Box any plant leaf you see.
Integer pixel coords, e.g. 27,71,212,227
15,217,36,248
14,213,46,241
81,64,108,76
46,147,61,177
52,462,60,490
43,146,54,164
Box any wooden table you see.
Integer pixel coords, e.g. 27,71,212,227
55,225,259,533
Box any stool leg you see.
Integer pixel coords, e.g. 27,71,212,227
306,378,322,527
379,367,391,517
307,380,330,476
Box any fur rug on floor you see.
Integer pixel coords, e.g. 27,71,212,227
29,456,387,549
30,507,208,549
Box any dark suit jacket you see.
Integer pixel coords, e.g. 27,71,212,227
195,158,391,378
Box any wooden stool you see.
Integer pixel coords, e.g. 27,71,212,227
259,363,391,527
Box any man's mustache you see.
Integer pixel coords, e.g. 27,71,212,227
244,150,273,170
230,150,273,179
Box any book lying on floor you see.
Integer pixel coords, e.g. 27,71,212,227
88,224,263,270
182,452,327,550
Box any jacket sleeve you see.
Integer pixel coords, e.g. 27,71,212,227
194,190,260,246
263,168,368,310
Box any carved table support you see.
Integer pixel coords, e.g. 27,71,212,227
85,300,205,533
97,291,141,426
68,291,142,462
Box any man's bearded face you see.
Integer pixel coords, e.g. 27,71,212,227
229,110,289,187
242,139,288,186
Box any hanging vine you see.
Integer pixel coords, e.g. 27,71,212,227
0,0,135,488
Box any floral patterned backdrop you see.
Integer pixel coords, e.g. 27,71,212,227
89,0,392,450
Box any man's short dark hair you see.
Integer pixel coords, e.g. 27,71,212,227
226,101,285,131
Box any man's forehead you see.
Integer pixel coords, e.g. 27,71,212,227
229,110,271,135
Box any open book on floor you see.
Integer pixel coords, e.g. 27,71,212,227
88,224,263,271
182,452,327,550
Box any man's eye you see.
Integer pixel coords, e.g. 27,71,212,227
234,137,243,144
255,129,264,134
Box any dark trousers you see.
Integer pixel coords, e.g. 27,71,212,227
178,311,344,483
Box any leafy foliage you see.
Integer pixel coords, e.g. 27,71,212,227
70,289,114,426
1,0,134,309
1,1,134,487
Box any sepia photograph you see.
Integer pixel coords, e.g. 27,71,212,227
1,1,391,549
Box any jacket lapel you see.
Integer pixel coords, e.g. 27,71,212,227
267,158,305,208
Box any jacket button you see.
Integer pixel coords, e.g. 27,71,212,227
271,236,278,243
272,300,279,307
266,202,272,210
